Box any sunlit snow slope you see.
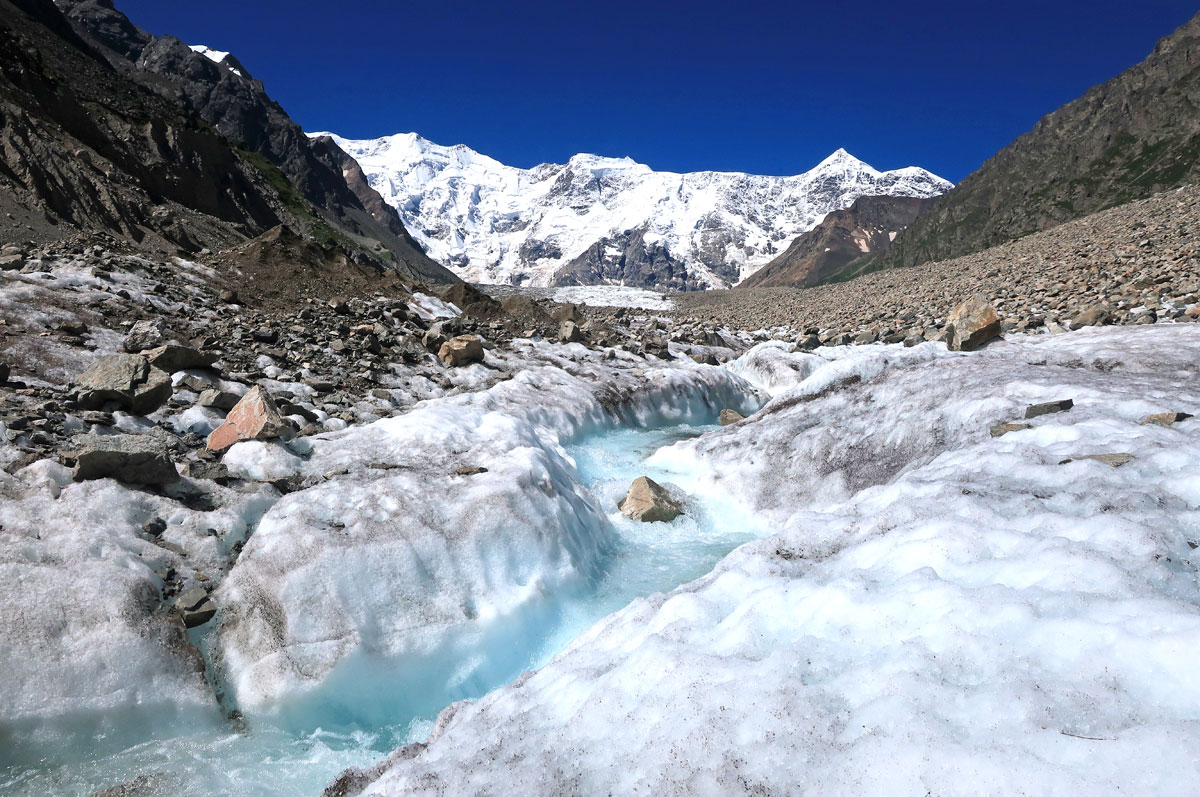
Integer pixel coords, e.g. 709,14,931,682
311,132,951,289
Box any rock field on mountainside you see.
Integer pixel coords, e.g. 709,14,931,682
672,182,1200,340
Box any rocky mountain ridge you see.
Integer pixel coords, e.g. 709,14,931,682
739,195,935,288
0,0,455,286
318,131,951,290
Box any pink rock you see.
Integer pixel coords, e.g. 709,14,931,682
206,386,291,452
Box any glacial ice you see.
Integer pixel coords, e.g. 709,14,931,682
340,325,1200,795
7,326,1200,796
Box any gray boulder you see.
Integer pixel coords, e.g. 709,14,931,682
719,408,745,426
143,344,216,374
75,354,173,414
122,319,171,353
72,434,179,484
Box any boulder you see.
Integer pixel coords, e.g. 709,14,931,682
175,586,217,628
197,388,241,410
553,302,585,325
559,320,583,343
1071,304,1112,328
618,476,683,523
438,335,485,367
945,295,1001,351
1025,398,1073,419
75,353,173,414
719,408,745,426
122,319,171,353
206,386,292,452
142,344,216,374
72,434,179,484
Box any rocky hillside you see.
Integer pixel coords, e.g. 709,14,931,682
0,0,455,284
873,10,1200,272
320,132,951,289
675,182,1200,344
739,195,934,288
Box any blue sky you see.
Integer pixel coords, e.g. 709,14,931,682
116,1,1196,182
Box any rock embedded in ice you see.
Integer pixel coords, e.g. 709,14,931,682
176,586,217,628
72,433,179,484
206,385,292,452
1025,398,1074,418
719,408,745,425
1059,452,1135,467
618,476,683,522
75,353,173,414
438,334,485,366
1143,411,1192,426
945,294,1001,351
989,422,1031,437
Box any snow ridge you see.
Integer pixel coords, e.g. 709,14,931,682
308,132,952,289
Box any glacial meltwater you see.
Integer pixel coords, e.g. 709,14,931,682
1,419,766,796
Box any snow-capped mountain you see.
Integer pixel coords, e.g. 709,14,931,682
311,131,952,290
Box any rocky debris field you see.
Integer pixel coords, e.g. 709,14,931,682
673,182,1200,344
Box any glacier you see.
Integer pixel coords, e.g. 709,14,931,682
5,323,1200,796
334,325,1200,795
309,131,951,289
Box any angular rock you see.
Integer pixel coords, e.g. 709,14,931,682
559,320,583,343
142,344,217,374
1059,453,1135,468
945,294,1001,351
1025,398,1074,419
990,422,1031,438
719,408,745,426
618,476,683,523
122,319,171,353
176,587,217,628
206,386,292,452
198,388,241,410
72,434,179,484
1142,411,1193,427
75,354,172,414
1071,304,1111,328
438,335,485,367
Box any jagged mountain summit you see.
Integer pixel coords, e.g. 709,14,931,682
315,131,952,290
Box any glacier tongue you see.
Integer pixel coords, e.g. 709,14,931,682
338,325,1200,796
310,131,951,289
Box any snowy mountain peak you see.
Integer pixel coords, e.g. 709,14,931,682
812,147,877,176
188,44,247,78
315,131,952,289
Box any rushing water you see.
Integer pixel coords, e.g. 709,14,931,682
3,421,764,796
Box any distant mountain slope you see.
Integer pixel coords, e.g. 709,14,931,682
0,0,455,283
738,195,935,289
877,10,1200,272
318,132,951,290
